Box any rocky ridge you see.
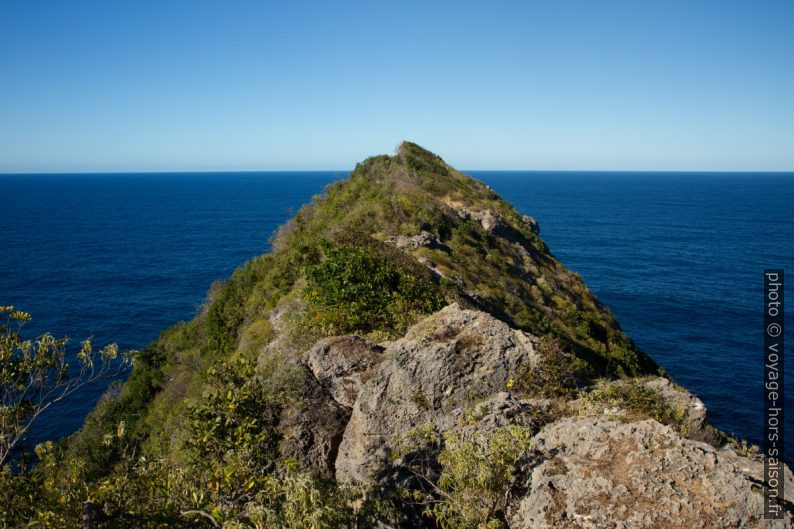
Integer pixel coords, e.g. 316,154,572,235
282,301,793,528
250,143,794,528
55,142,791,529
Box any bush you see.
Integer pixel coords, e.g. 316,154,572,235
224,463,358,529
303,241,445,336
511,336,583,398
585,381,689,434
0,306,134,467
186,356,302,466
429,427,532,529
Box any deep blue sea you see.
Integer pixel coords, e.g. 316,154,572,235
1,171,791,461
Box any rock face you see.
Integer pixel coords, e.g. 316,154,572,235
385,230,450,252
334,303,538,483
509,417,793,529
303,335,384,408
283,302,793,527
276,366,350,477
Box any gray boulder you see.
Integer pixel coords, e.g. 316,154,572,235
335,303,539,483
276,366,351,478
508,417,793,528
457,207,502,232
303,335,384,408
385,230,449,251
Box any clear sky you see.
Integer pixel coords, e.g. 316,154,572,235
1,0,792,172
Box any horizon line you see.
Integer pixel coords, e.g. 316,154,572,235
2,168,794,176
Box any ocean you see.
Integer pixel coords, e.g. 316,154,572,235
1,170,791,461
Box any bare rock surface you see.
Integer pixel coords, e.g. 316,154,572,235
508,416,793,529
457,207,503,232
335,303,539,483
303,335,384,408
275,302,792,528
276,365,350,477
385,230,450,252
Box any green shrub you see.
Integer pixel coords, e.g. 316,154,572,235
585,381,689,434
512,336,583,398
224,463,358,529
428,427,532,529
64,341,166,481
186,356,302,466
303,241,445,336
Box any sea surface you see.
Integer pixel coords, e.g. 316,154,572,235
1,171,792,461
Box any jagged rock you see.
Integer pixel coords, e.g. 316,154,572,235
315,297,794,525
457,207,502,232
303,335,384,408
507,417,793,528
276,365,351,478
385,230,449,251
642,377,709,440
521,214,540,234
335,303,539,483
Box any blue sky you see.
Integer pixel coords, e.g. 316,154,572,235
1,0,792,172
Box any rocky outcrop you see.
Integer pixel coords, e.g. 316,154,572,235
303,335,384,408
284,302,792,527
276,366,350,477
385,230,450,252
335,303,539,483
458,207,503,232
642,377,710,440
521,214,540,235
509,417,793,529
457,207,540,236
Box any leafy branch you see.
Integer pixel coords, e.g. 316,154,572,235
0,306,135,466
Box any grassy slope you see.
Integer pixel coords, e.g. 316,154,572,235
65,141,661,479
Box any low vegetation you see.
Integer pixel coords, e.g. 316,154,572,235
2,143,681,527
400,425,534,529
303,240,445,337
579,380,690,435
510,336,585,399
